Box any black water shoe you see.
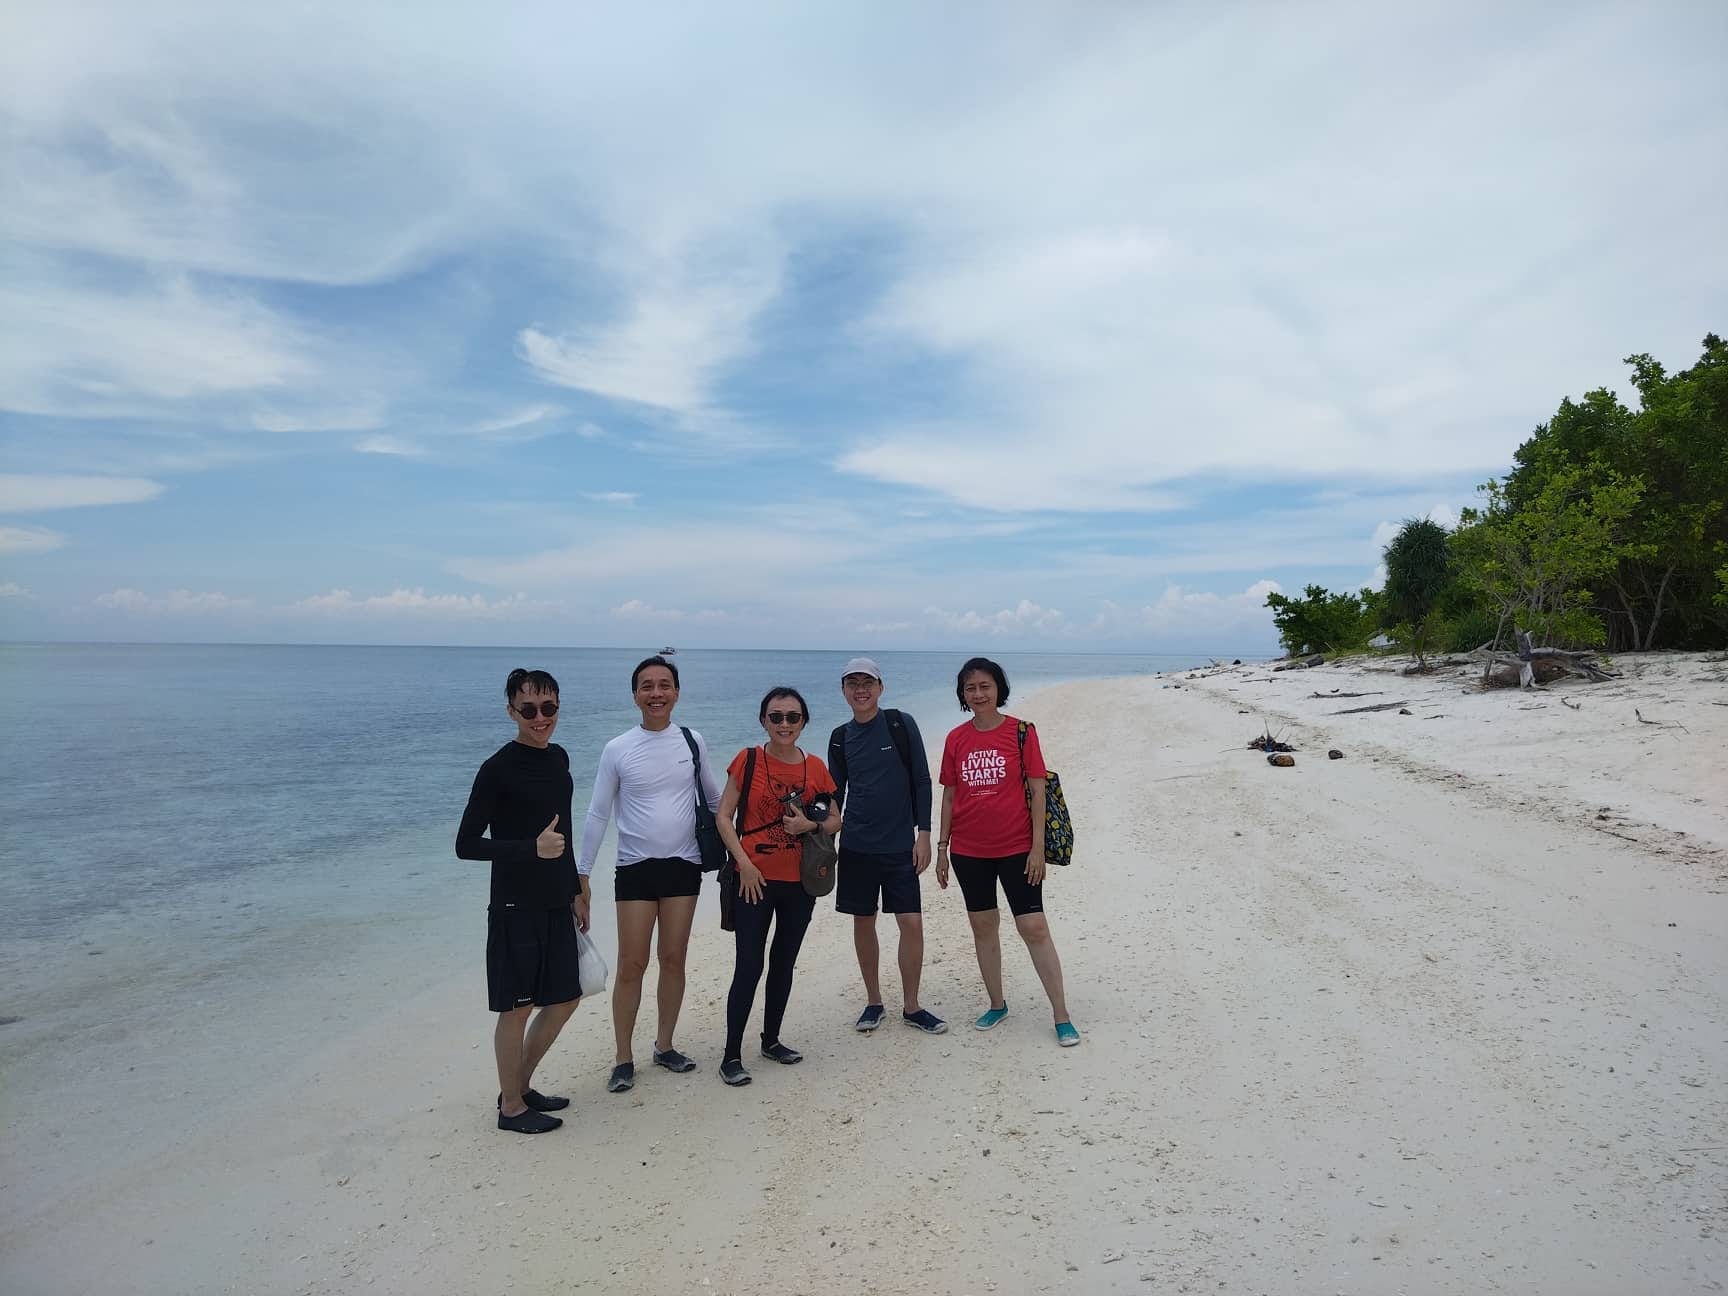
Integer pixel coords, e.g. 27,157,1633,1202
497,1088,570,1112
497,1107,562,1134
652,1047,696,1074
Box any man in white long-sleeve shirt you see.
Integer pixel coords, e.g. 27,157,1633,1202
579,655,722,1094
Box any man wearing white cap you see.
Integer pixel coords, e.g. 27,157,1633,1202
826,657,946,1034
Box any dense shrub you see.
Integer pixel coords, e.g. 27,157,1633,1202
1265,585,1381,657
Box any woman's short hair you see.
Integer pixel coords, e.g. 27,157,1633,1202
955,656,1010,711
631,655,680,691
506,667,559,700
757,685,811,726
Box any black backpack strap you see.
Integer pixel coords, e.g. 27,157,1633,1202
734,746,780,837
735,746,758,832
827,723,849,790
885,709,915,792
680,727,714,813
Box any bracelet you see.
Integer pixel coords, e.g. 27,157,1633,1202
936,840,950,848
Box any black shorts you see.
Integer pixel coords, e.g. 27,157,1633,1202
615,856,702,903
487,904,582,1013
950,851,1043,917
836,846,921,916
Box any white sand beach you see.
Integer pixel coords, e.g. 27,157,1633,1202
4,654,1725,1294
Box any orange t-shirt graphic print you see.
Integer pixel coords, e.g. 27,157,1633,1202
725,748,837,883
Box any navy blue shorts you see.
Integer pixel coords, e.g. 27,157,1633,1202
836,846,921,916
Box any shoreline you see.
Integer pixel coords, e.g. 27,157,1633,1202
3,655,1723,1293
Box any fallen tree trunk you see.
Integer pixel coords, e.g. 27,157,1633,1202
1480,630,1619,689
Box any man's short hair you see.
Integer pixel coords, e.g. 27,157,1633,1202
506,667,560,700
632,655,680,691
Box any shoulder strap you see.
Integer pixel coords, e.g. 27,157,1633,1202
734,746,784,838
679,727,714,812
827,723,848,788
735,746,758,832
885,709,915,790
829,714,912,791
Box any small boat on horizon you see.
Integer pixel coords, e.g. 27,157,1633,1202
658,646,677,655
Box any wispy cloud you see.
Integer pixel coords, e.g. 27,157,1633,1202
0,525,67,554
253,401,388,433
0,582,32,598
583,491,637,505
354,435,427,458
450,522,851,591
518,232,782,416
611,599,729,624
474,403,564,436
0,269,312,419
0,474,164,512
95,588,253,612
293,588,556,618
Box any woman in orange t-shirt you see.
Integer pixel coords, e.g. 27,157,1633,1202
714,686,841,1086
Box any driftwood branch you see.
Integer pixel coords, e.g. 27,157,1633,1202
1331,699,1412,715
1311,690,1383,699
1635,708,1690,734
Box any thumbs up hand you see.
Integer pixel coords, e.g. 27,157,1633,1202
536,815,566,860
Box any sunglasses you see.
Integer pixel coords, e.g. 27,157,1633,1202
765,711,804,725
513,701,560,719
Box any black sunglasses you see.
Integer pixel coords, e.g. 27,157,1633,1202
765,710,804,725
513,701,560,719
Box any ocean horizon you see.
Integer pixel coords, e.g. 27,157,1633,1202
0,642,1250,1064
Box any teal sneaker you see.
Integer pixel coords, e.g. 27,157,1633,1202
974,1005,1009,1031
1054,1021,1081,1048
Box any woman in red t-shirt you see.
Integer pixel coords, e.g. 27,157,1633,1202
937,657,1079,1047
713,686,841,1086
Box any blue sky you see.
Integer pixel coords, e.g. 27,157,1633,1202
2,1,1723,652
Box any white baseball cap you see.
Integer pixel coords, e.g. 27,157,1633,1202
841,657,883,682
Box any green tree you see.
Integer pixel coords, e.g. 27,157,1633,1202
1506,336,1728,648
1615,336,1728,646
1453,464,1647,648
1382,517,1454,628
1264,584,1379,657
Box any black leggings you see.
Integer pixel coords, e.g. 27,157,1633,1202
725,879,816,1060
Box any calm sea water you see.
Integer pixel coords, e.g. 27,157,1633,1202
0,644,1222,1027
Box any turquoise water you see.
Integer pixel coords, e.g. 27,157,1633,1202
0,644,1222,1025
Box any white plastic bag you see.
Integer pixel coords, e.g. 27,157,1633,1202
576,927,609,998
